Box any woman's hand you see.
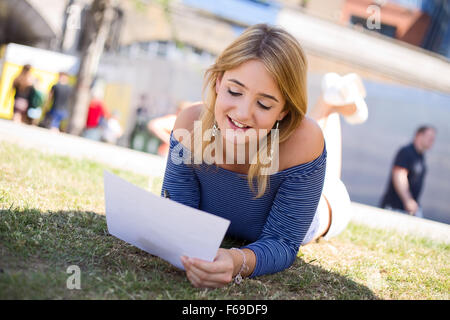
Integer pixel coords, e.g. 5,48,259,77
181,248,235,288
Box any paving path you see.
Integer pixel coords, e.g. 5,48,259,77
1,119,448,244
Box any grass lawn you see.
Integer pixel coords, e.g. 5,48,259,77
0,140,449,300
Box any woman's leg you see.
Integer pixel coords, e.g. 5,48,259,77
306,96,355,242
309,96,359,179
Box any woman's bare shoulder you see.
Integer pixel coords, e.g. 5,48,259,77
279,116,325,170
172,102,204,141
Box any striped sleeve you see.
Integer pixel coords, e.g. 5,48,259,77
160,134,200,209
243,148,327,277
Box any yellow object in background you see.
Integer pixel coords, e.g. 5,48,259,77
104,83,132,130
0,43,78,120
0,43,134,133
0,62,61,119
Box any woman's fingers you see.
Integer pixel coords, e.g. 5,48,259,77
190,261,232,285
186,269,227,288
181,256,233,288
182,256,208,287
195,249,235,274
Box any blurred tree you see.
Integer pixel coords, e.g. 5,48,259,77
155,0,180,47
300,0,309,8
68,0,176,135
132,0,176,41
68,0,118,135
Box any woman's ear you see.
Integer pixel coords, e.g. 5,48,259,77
278,109,288,122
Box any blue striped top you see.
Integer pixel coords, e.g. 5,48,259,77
161,132,327,277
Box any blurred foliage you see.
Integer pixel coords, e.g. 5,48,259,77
130,0,183,48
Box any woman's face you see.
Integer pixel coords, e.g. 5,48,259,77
214,59,287,145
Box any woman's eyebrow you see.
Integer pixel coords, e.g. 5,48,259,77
228,78,279,103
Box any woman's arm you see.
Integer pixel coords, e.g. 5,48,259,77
160,104,203,207
244,153,326,277
147,115,177,144
180,152,326,286
160,132,201,209
181,120,326,287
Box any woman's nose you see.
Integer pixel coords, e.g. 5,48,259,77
234,101,252,122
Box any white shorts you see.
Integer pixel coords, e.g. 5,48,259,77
302,175,352,244
321,177,352,239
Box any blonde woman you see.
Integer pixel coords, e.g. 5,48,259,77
161,24,366,288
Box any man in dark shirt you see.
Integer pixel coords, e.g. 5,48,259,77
47,72,72,132
380,126,436,217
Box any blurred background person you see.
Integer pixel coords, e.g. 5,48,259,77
147,100,192,157
44,72,73,132
129,94,155,152
26,79,46,126
380,126,437,217
11,64,34,124
101,110,123,144
82,89,110,141
134,94,149,122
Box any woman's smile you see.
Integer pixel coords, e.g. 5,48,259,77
227,115,252,131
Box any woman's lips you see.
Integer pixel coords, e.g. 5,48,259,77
227,116,251,131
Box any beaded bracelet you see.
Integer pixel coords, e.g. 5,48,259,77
230,248,247,284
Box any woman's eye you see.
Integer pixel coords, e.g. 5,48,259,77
258,101,271,110
228,89,241,96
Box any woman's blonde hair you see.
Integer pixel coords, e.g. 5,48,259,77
194,24,308,198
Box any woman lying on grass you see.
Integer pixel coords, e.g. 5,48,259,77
161,23,368,288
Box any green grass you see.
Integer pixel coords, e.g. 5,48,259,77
0,141,449,300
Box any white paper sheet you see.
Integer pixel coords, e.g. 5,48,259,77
103,170,230,270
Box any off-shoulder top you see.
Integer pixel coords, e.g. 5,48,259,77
161,132,327,277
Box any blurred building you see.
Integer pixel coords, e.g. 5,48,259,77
0,0,123,54
1,0,448,74
419,0,450,58
0,0,449,134
343,0,449,58
341,0,431,46
175,0,449,91
290,0,450,59
0,0,62,49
